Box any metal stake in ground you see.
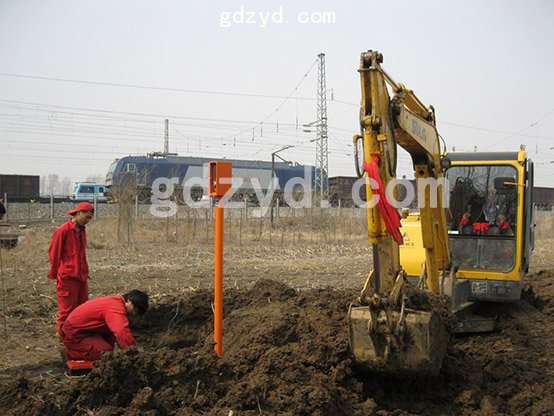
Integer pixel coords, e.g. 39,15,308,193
208,161,232,357
0,244,6,337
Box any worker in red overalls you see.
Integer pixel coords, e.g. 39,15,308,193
458,211,472,233
496,215,512,234
61,290,148,361
48,201,94,338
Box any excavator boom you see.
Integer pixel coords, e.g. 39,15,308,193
348,50,451,375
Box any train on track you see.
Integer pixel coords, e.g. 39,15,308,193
105,153,318,202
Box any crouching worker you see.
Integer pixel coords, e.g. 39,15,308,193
61,290,148,362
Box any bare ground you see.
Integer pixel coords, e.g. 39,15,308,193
0,215,552,415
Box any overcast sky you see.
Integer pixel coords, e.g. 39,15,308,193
1,0,553,188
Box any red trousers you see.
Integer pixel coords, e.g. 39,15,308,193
56,278,88,334
63,332,115,361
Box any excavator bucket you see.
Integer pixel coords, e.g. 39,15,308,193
348,304,448,376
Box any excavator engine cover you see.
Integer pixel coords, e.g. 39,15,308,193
348,304,447,376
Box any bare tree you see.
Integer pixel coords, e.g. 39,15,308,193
40,176,47,197
110,184,137,246
60,177,73,196
85,174,105,183
111,164,153,246
46,174,60,196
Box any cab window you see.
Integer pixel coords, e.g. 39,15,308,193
445,165,518,272
124,163,137,173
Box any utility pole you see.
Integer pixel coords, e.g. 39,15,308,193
271,145,293,226
315,53,329,205
164,119,169,155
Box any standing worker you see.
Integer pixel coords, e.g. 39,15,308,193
48,201,95,338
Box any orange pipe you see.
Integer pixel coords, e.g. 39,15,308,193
214,202,224,357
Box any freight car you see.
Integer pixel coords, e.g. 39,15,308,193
328,176,366,206
0,174,40,202
328,176,418,208
532,186,554,209
105,153,317,203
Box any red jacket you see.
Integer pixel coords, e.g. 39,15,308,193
499,221,510,230
48,219,89,281
62,296,136,349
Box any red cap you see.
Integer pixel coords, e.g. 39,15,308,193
67,202,95,216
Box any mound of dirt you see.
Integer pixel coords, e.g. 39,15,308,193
1,273,553,415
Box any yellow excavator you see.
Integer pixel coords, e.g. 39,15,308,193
348,50,535,375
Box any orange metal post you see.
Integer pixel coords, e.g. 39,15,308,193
214,202,224,357
209,160,231,358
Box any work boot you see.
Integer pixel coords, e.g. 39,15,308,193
65,359,94,377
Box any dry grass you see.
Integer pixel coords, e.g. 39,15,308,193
534,209,554,240
3,208,554,273
0,207,552,304
0,209,371,305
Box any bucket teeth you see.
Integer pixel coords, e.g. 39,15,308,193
348,303,448,376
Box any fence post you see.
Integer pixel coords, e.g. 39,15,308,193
49,193,54,220
276,198,280,218
134,194,139,219
93,195,98,219
3,193,7,223
243,198,247,219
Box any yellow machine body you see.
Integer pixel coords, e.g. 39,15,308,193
399,214,427,277
347,50,534,375
400,149,534,303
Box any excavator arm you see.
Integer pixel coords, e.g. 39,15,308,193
348,50,452,375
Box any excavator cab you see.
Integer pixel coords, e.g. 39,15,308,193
444,151,533,304
401,150,534,307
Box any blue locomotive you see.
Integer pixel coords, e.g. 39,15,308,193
105,153,317,203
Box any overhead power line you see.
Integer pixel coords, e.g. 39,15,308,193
439,119,554,141
0,72,319,101
0,99,312,127
484,109,554,149
216,58,319,144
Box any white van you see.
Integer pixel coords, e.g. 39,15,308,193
70,182,108,203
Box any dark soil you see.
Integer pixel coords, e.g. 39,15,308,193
0,272,553,416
